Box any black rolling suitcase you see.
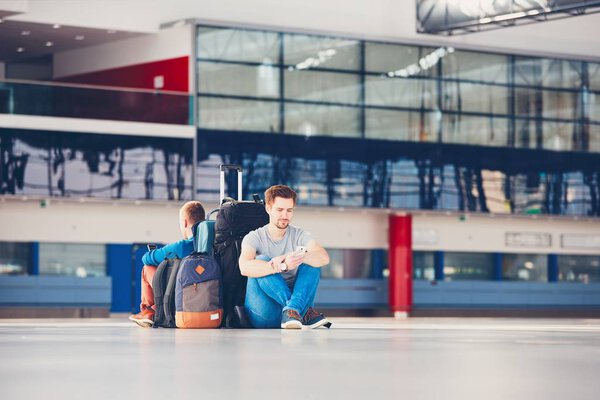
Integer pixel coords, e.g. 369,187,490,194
213,164,269,327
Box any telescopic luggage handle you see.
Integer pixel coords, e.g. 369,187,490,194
219,164,242,202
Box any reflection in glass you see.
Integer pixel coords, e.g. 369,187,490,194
284,34,360,71
365,76,437,109
558,255,600,283
198,96,279,132
443,114,508,146
503,253,548,282
542,120,578,151
413,251,435,280
284,70,360,104
39,243,106,277
541,59,582,88
365,43,438,77
321,249,374,279
589,62,600,91
198,61,279,98
197,27,280,63
0,242,31,275
542,89,579,120
1,131,192,200
365,109,438,142
285,103,360,137
443,50,507,83
443,252,495,281
442,81,508,114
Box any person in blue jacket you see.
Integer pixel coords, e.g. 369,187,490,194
129,201,205,327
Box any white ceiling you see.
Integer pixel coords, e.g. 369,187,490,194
0,19,144,62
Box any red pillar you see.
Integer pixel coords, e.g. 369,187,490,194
388,213,413,317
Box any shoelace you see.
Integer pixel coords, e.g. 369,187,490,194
304,308,319,321
287,310,301,320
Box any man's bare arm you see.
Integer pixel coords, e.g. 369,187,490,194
238,243,284,277
297,239,329,268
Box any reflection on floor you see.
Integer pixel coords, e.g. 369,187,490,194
1,317,600,400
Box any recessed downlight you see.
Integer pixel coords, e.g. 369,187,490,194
17,47,25,53
75,35,85,40
53,24,61,29
107,29,117,34
21,30,31,36
46,41,54,47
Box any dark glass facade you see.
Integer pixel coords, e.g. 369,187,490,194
195,25,600,216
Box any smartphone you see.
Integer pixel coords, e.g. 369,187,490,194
147,244,157,251
293,246,307,257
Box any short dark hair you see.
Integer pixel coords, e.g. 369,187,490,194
265,185,297,206
180,201,205,224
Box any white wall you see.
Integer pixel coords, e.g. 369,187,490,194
8,0,158,33
1,198,598,256
53,24,193,80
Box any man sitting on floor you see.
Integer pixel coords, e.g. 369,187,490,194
129,201,205,327
239,185,331,329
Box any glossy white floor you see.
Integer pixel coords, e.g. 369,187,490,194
1,317,600,400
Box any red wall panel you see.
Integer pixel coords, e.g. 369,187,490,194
57,56,189,93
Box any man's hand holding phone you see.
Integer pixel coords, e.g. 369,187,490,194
284,246,307,271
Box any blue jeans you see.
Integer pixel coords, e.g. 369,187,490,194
245,256,320,329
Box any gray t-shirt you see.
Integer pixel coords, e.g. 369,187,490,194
242,224,313,285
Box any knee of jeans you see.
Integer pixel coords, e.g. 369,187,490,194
299,263,320,274
256,255,271,262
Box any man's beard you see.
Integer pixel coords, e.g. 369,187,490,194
275,220,289,229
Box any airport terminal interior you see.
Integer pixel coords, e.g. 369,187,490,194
1,0,600,398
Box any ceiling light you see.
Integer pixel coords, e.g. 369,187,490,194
46,41,53,47
0,18,4,24
75,35,85,40
21,30,31,36
17,47,24,53
107,29,117,34
53,24,61,29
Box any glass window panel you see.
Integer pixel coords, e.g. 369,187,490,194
443,50,508,83
589,62,600,91
284,34,360,71
365,109,438,142
541,59,582,88
198,61,279,98
198,97,279,132
443,115,508,146
39,243,106,277
503,253,548,282
590,123,600,153
285,103,360,137
558,255,600,283
515,118,539,149
443,252,494,281
365,76,437,109
365,43,439,77
197,27,279,63
321,249,344,278
320,249,374,278
543,121,577,151
542,89,579,120
514,87,540,118
284,70,360,104
589,92,599,123
0,242,30,275
442,82,508,114
413,251,435,280
515,57,542,86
